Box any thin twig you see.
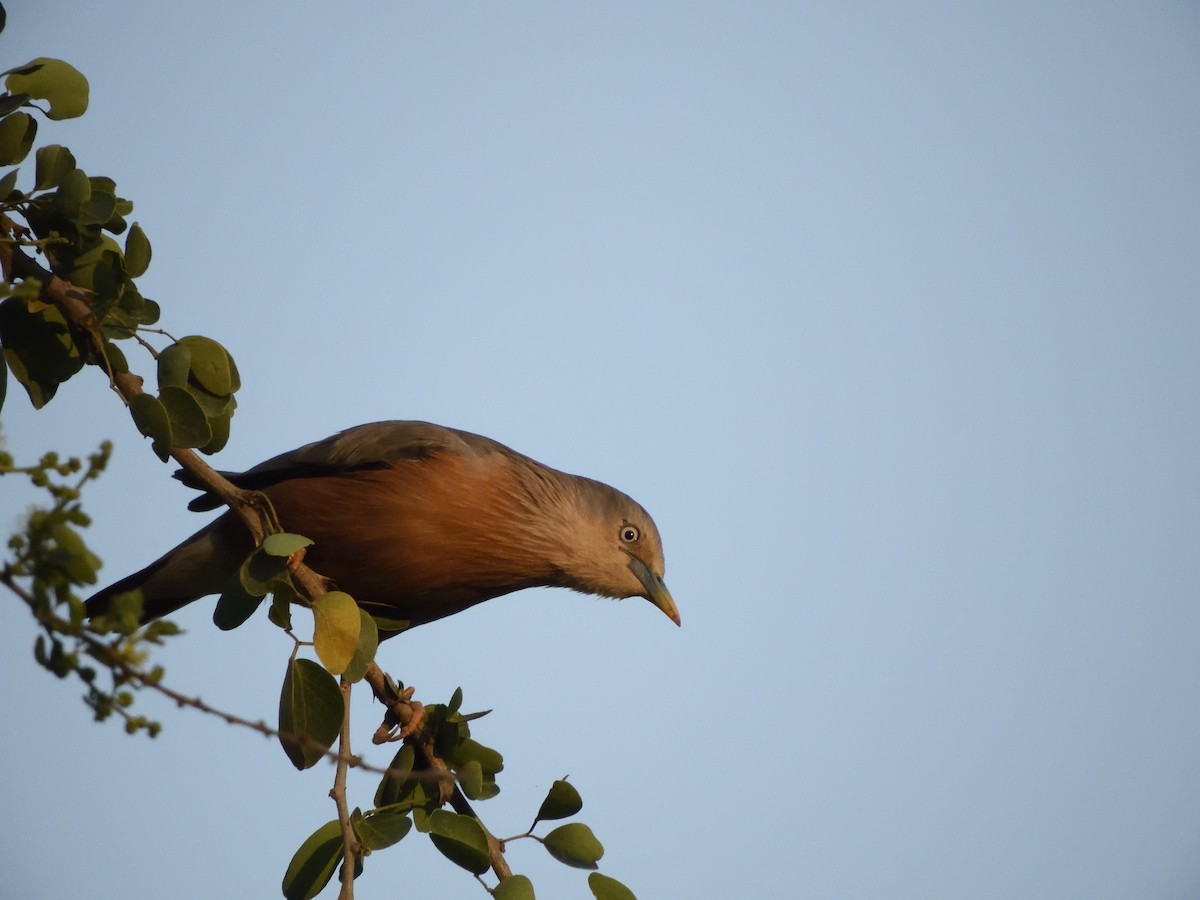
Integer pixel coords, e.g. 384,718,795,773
333,677,357,900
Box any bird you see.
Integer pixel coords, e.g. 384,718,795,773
85,420,680,632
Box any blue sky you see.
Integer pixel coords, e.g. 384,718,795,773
2,3,1199,898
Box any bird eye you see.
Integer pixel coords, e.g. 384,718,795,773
620,525,640,543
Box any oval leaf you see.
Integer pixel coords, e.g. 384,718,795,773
199,406,233,455
159,385,211,448
179,335,234,395
262,532,314,557
34,143,74,189
543,823,603,870
124,221,151,278
427,810,491,875
534,779,583,825
494,875,536,900
156,341,191,389
213,570,266,631
241,547,288,594
355,809,412,851
128,392,171,461
282,819,342,900
342,608,379,684
588,872,637,900
0,111,35,165
312,591,362,676
458,759,484,800
278,658,344,770
6,57,89,120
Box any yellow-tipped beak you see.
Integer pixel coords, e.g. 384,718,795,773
628,557,682,626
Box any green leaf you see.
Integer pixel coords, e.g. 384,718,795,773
355,808,412,851
262,533,313,557
0,297,81,408
494,875,536,900
159,385,211,448
588,872,637,900
281,819,342,900
457,759,484,800
268,592,293,630
278,658,344,770
0,167,18,200
452,738,504,780
200,405,232,454
0,111,35,165
367,612,411,634
213,570,266,631
57,166,90,207
124,221,151,277
6,58,89,120
0,91,29,117
312,591,361,676
542,823,604,870
156,340,191,389
184,381,233,416
374,743,416,808
240,546,288,594
127,392,172,461
342,608,379,684
101,340,128,375
534,779,583,825
448,686,463,712
427,810,491,875
34,144,75,189
178,335,234,395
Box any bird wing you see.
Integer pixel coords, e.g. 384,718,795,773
177,420,499,511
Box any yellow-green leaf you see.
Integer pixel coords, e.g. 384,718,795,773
6,57,89,120
262,532,314,557
312,591,361,676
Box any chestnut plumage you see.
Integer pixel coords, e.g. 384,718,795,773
85,421,680,631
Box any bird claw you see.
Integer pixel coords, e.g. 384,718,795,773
370,686,425,744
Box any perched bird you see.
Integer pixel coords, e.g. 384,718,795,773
86,420,680,631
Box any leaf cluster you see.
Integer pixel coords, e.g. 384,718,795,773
0,56,241,458
285,686,640,900
0,441,180,735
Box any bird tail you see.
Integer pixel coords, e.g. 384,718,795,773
85,515,247,622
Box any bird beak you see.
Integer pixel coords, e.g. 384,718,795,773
627,557,682,626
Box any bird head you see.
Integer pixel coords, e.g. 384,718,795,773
550,476,681,626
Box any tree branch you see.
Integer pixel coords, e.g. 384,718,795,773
333,677,357,900
3,228,513,885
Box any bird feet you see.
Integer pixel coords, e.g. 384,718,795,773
371,684,426,744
